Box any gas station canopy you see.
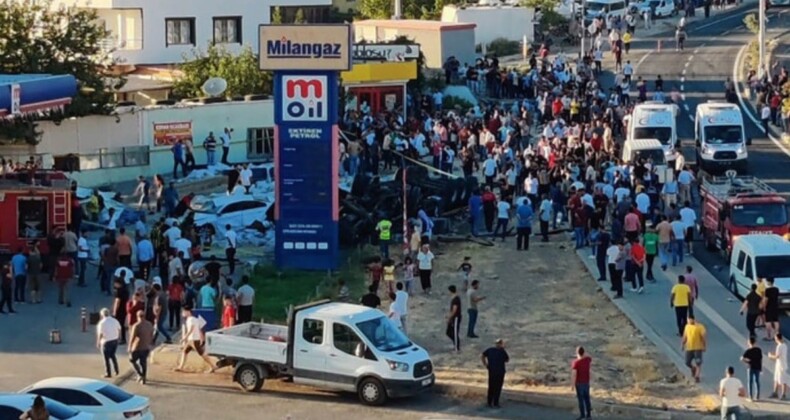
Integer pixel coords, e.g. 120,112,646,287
0,74,78,118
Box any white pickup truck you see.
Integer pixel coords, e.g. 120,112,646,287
205,300,435,406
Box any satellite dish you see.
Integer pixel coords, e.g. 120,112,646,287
202,77,228,98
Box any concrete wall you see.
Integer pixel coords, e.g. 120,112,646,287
29,100,275,187
354,25,456,69
441,5,535,47
440,29,476,69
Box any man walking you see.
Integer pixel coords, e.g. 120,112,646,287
571,346,592,420
96,308,121,378
55,251,74,307
740,284,762,338
538,194,552,242
671,275,693,336
11,247,27,303
446,285,462,352
375,216,393,259
682,315,707,383
175,305,216,373
482,339,509,409
128,309,154,384
492,197,511,242
236,275,255,323
515,198,533,251
655,216,672,270
77,229,90,287
643,224,658,281
741,336,763,401
467,280,485,338
224,224,237,275
719,366,746,419
768,333,788,399
171,139,187,179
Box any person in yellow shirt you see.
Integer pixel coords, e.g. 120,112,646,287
671,275,693,336
623,31,633,54
682,315,707,383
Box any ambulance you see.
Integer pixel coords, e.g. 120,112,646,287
627,102,680,164
694,101,750,173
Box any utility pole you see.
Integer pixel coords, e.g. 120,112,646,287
580,0,587,61
758,0,766,78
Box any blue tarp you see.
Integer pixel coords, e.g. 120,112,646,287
0,74,78,115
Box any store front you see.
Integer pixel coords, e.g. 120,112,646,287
341,61,417,119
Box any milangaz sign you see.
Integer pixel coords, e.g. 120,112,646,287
259,24,352,71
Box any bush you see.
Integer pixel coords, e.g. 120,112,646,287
443,95,475,111
486,38,521,57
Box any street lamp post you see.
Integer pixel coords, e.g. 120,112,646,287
758,0,766,79
580,0,588,60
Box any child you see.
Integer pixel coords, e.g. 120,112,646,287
403,256,415,296
383,259,396,296
221,295,236,329
368,257,383,292
458,256,473,291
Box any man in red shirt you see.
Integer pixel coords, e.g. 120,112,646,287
54,252,75,307
624,207,641,242
571,346,592,419
630,238,646,293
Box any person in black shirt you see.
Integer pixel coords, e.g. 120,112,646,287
740,284,762,339
112,278,130,344
595,228,611,282
763,278,780,341
740,336,763,401
482,339,510,408
446,285,462,352
360,285,381,309
204,256,222,282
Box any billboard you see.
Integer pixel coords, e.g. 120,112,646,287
274,71,339,270
153,121,192,147
10,84,21,115
352,44,421,62
259,24,352,71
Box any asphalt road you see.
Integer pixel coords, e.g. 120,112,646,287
629,5,790,335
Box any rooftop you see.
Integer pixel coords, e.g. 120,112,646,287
354,19,476,31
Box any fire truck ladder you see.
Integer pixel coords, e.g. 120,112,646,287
701,174,776,202
52,191,70,227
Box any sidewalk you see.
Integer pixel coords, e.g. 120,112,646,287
575,247,790,417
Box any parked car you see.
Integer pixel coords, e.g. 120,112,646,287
20,378,153,420
728,235,790,308
190,193,274,234
635,0,678,18
0,393,93,419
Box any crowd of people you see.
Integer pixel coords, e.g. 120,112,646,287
754,65,790,137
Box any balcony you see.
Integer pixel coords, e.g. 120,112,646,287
99,37,143,53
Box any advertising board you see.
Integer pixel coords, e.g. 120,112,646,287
352,44,421,62
11,84,21,115
274,71,339,270
153,121,192,147
259,24,352,71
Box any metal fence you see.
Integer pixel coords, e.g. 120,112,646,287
54,145,150,172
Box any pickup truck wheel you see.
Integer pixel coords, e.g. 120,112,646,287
236,364,264,392
358,377,387,406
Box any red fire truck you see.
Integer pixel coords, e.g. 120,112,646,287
700,173,789,256
0,184,71,255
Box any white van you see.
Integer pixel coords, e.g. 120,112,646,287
585,0,628,21
206,301,434,405
695,101,750,173
729,234,790,308
628,102,680,163
622,138,672,182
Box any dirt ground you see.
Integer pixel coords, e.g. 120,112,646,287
400,235,715,412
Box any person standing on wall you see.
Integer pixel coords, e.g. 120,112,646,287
220,127,233,165
171,139,187,179
203,132,217,167
184,137,196,171
482,339,509,409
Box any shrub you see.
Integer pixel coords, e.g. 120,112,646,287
443,95,475,111
486,38,521,57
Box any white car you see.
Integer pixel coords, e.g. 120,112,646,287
635,0,677,17
0,393,93,419
20,378,153,420
190,193,273,234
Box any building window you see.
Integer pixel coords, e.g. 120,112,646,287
165,18,195,46
213,17,242,44
248,127,274,158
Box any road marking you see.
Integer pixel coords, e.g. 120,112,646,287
694,48,700,54
733,43,790,158
693,10,753,32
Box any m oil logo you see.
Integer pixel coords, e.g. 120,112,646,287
282,75,327,122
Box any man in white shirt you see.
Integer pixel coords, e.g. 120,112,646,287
239,163,253,194
114,266,135,286
392,282,409,334
225,224,238,275
176,306,216,373
96,308,121,378
614,185,631,204
769,333,789,399
679,202,697,255
175,236,193,267
670,216,686,266
77,229,90,287
492,199,511,242
719,366,746,419
220,127,232,165
164,222,182,253
677,168,694,205
236,276,256,323
635,190,651,214
622,61,634,83
482,155,498,188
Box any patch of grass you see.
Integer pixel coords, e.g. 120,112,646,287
249,250,372,322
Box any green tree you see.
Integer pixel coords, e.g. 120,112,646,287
294,8,307,23
0,0,120,118
271,6,283,24
359,0,393,19
173,44,272,99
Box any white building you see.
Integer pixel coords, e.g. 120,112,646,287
441,3,535,48
48,0,333,65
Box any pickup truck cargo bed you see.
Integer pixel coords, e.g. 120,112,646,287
206,322,288,365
